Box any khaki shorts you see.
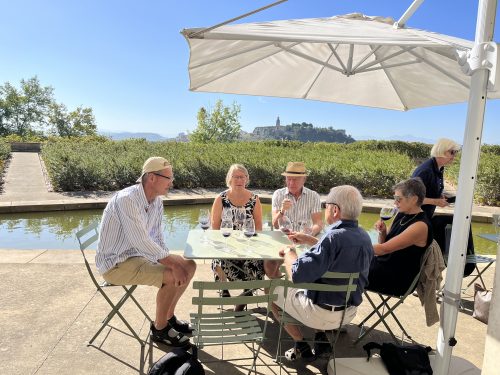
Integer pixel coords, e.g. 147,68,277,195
274,286,357,331
103,257,165,288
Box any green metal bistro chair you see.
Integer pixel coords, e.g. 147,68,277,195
190,278,277,375
275,271,359,374
445,224,496,292
354,243,437,346
76,222,152,348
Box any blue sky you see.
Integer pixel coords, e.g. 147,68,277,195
1,0,499,144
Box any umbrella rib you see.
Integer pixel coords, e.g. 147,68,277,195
328,43,347,72
190,42,275,70
407,50,470,88
354,46,415,73
302,50,335,99
346,44,354,75
360,59,422,73
191,43,300,90
371,46,410,111
278,43,345,74
352,45,382,71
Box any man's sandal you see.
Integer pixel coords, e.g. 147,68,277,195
284,343,316,362
150,323,191,347
168,315,194,334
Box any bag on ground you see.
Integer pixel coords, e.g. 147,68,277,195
363,342,433,375
148,345,205,375
473,283,492,324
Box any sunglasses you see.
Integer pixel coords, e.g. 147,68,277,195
393,195,403,202
153,173,174,182
449,149,459,156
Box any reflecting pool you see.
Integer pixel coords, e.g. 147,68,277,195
0,204,497,254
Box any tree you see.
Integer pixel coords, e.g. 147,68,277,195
48,103,97,137
0,76,97,138
190,100,241,143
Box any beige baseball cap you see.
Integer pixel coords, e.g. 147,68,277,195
136,156,171,182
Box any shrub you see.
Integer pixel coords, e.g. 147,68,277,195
41,139,497,204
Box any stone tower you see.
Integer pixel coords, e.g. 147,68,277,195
276,116,281,128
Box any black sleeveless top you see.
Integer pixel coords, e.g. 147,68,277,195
367,211,432,296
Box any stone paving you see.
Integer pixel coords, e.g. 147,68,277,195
0,249,493,375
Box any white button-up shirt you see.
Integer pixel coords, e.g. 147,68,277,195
96,183,169,274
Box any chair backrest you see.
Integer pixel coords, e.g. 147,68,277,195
444,224,475,277
281,269,359,308
192,279,277,309
76,222,100,287
191,278,277,348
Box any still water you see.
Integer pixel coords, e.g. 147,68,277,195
0,204,497,254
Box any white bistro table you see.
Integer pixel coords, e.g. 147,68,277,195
184,229,291,260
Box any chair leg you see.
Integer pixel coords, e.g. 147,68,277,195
464,262,494,291
355,293,405,344
125,286,153,322
89,286,145,347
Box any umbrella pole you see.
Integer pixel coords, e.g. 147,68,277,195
435,0,497,374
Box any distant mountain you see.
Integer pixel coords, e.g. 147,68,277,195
355,134,434,144
99,131,169,141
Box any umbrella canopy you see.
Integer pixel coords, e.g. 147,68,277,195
182,13,500,111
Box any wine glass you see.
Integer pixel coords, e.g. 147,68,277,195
220,218,233,252
234,207,247,237
243,217,255,254
198,208,211,243
222,207,233,221
296,218,313,250
278,215,293,235
298,219,313,236
378,205,397,233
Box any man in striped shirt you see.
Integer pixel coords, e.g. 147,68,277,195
265,162,323,278
96,157,196,347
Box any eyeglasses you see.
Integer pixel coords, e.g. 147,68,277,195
393,195,403,202
232,175,246,180
326,202,339,209
153,173,174,182
449,149,459,156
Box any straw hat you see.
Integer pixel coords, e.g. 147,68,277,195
136,156,171,182
281,162,308,177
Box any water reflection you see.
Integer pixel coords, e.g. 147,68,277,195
0,205,497,254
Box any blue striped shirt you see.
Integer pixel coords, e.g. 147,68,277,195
96,183,169,274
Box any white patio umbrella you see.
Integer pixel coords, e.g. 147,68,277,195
182,1,499,374
182,13,499,110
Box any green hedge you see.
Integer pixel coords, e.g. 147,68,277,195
41,138,499,204
447,152,500,206
41,138,414,197
0,139,11,183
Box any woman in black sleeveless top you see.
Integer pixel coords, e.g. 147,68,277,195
368,178,433,296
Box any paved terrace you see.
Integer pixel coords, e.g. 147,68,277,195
0,249,494,375
0,152,497,374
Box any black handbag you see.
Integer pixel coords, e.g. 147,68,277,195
363,342,433,375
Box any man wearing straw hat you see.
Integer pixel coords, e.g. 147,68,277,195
265,162,323,278
96,156,196,348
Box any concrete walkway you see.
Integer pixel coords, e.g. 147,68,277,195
1,152,498,222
